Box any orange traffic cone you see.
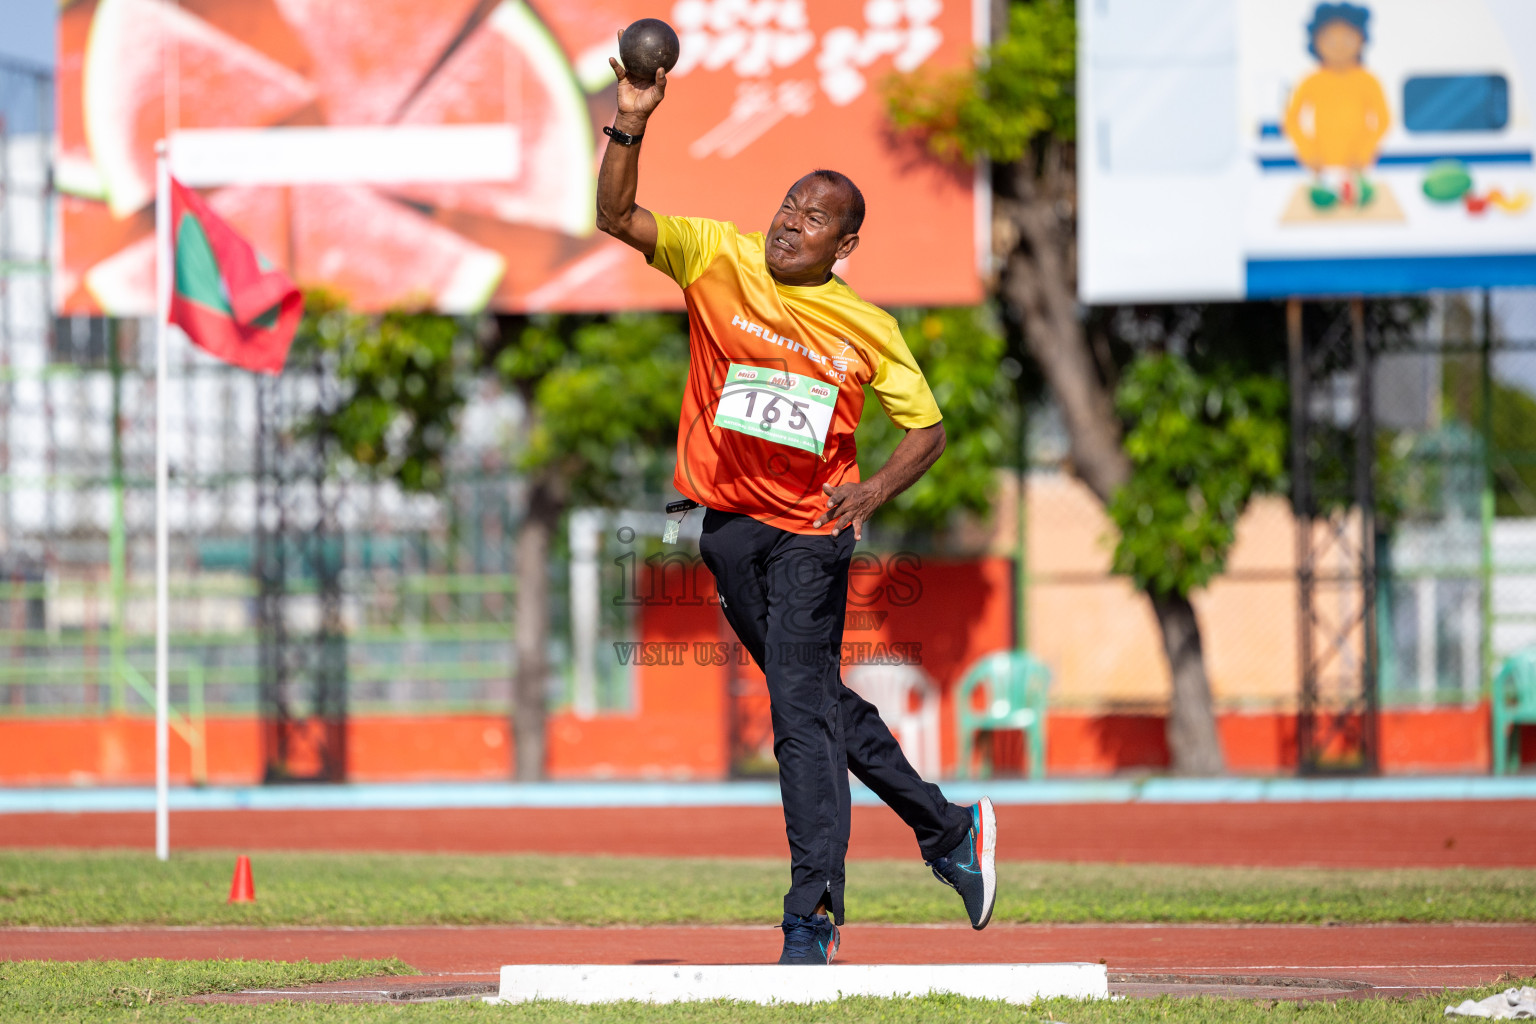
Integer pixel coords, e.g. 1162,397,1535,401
227,855,256,903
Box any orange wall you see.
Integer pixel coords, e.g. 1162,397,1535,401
1036,707,1492,776
0,715,262,787
550,581,730,780
0,710,712,787
0,707,1502,786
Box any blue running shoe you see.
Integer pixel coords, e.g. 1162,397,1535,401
777,912,839,965
926,797,996,930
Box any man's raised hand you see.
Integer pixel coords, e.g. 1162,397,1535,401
611,32,667,124
595,32,662,255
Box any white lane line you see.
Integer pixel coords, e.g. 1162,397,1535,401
1137,964,1532,971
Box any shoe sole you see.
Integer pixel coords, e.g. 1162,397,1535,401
975,796,996,930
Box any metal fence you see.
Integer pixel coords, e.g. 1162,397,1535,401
1014,290,1536,726
1375,290,1536,710
0,316,655,733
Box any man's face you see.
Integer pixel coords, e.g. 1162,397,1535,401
1315,21,1363,70
764,176,859,286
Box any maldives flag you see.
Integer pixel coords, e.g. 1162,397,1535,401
167,177,301,374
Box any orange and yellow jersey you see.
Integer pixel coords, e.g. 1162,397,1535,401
649,214,941,534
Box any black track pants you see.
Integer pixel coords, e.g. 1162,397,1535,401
698,509,971,924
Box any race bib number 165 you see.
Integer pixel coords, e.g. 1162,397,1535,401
714,363,839,456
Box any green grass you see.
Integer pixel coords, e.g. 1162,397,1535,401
1,850,1533,926
0,958,409,1022
1,959,1532,1024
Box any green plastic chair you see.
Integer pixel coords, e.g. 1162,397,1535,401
954,651,1051,779
1492,648,1536,775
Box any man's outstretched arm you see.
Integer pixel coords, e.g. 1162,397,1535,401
595,52,667,257
813,421,946,540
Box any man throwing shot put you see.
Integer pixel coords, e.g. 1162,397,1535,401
595,52,996,966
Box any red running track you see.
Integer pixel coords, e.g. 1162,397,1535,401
4,924,1533,993
4,801,1535,867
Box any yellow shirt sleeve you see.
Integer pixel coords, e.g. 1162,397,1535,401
869,321,942,429
648,215,732,289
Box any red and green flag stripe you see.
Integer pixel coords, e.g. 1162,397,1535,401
168,177,300,374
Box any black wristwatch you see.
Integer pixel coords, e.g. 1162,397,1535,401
604,124,644,146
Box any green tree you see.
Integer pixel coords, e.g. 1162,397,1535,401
297,299,689,780
499,314,690,507
1109,355,1287,595
298,291,473,493
886,0,1295,772
494,313,689,778
1445,359,1536,517
856,306,1019,536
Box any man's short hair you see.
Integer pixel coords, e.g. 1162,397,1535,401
805,169,865,236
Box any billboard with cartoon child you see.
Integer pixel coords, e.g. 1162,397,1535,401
1081,0,1536,302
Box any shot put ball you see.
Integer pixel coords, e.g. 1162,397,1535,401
619,18,680,85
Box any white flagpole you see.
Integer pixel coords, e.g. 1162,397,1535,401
154,140,171,862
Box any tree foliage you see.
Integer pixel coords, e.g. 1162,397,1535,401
1108,355,1287,595
856,306,1018,534
886,0,1076,162
494,313,690,507
294,299,693,513
1444,358,1536,517
297,290,472,492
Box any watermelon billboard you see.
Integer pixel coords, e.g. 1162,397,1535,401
56,0,986,316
